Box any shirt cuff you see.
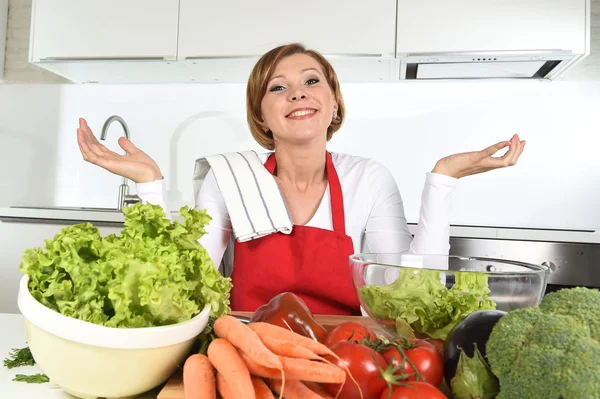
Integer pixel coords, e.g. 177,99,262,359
136,178,166,195
425,172,458,189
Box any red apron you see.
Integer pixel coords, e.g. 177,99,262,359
230,152,361,316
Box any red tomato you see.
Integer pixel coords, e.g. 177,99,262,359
325,321,378,348
379,382,447,399
322,341,388,399
381,339,444,388
426,338,445,354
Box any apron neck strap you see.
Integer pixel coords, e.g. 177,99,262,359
265,152,346,234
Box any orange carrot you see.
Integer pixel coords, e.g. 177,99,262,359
303,381,335,399
248,322,336,357
240,352,346,384
207,338,255,399
252,377,276,399
216,372,236,399
248,322,361,399
182,354,216,399
214,316,283,370
268,379,324,399
260,335,324,361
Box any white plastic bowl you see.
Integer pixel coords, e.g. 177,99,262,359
17,275,211,399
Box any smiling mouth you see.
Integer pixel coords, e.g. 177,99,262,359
286,109,317,118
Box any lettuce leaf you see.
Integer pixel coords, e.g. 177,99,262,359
359,268,495,340
19,203,232,328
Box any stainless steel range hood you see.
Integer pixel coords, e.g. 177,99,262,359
396,0,591,80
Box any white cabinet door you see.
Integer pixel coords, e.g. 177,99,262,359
178,0,396,59
396,0,587,54
30,0,179,62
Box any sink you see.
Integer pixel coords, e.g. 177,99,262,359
10,206,121,213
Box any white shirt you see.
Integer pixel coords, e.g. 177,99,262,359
137,152,458,276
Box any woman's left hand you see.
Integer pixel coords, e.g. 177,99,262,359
432,134,526,179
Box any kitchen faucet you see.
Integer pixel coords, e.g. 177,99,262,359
100,115,140,210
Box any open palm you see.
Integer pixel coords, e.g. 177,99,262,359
76,118,162,183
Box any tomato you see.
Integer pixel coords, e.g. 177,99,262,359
426,338,445,354
325,321,378,348
322,341,388,399
381,339,444,388
379,381,447,399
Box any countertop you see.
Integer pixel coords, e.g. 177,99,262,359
0,313,161,399
0,207,182,226
2,206,600,244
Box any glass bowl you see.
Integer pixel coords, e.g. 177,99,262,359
350,253,549,340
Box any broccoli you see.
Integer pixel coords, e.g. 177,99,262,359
486,287,600,399
539,286,600,340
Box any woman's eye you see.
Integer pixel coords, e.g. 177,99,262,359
269,85,285,92
306,78,320,85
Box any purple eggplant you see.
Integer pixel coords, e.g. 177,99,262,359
443,309,506,387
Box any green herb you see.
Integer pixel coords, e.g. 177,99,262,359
19,203,233,328
13,373,49,384
4,347,35,369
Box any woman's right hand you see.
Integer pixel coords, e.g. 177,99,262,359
76,118,163,183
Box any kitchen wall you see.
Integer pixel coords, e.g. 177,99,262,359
1,0,599,231
1,80,600,232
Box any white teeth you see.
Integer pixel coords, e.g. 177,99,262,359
288,109,316,117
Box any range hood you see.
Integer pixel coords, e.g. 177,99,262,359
396,0,591,80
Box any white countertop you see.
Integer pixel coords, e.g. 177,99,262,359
2,206,600,244
0,314,161,399
0,207,183,225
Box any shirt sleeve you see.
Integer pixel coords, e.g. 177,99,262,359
136,179,173,221
364,162,457,256
195,169,233,268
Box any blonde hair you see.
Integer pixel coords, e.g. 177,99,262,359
246,43,345,150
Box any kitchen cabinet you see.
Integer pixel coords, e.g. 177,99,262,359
177,0,396,59
177,0,397,82
30,0,179,62
396,0,587,54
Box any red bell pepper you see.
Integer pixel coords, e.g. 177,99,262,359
250,292,329,343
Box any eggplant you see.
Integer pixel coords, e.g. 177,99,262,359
443,309,506,387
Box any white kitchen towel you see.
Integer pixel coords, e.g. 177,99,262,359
193,151,293,242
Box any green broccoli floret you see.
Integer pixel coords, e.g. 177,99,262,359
539,286,600,340
486,287,600,399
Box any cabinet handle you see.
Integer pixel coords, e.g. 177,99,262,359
38,57,171,62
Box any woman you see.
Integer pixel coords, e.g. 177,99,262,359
76,43,525,316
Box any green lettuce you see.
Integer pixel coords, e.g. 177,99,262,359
359,268,496,340
19,203,232,328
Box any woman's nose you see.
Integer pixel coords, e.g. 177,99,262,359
291,94,306,101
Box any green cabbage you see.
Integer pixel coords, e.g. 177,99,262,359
359,268,496,340
19,203,232,328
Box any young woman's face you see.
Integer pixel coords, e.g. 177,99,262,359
261,54,338,147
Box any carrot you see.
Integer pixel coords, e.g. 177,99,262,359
240,352,346,384
268,379,324,399
248,323,361,399
183,354,216,399
252,377,276,399
216,372,236,399
303,381,335,399
260,335,324,361
214,316,283,370
248,322,337,357
207,338,255,399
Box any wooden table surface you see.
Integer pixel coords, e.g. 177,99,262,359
157,311,388,399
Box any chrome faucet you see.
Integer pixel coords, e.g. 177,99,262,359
100,115,140,210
